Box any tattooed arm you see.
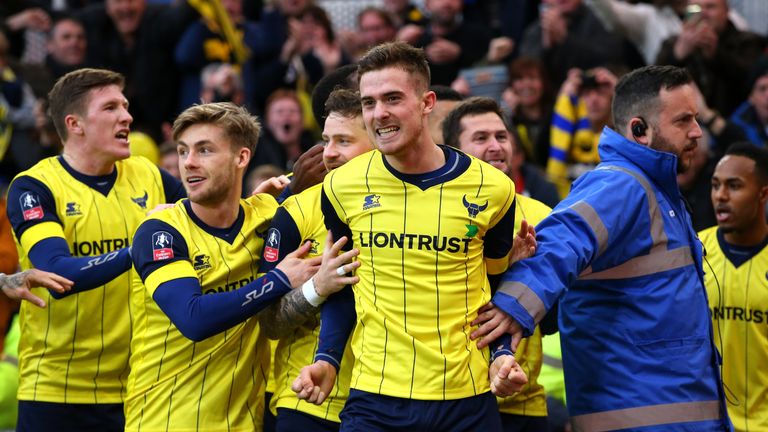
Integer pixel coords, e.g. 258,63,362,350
258,289,319,340
0,269,73,308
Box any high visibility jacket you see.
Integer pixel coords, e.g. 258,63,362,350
494,127,732,431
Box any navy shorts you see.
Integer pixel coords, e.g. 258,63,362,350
339,389,502,432
17,400,124,432
275,408,340,432
499,413,549,432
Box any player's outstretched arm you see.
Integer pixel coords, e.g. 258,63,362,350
0,269,73,308
471,302,524,351
292,359,338,405
489,354,528,397
260,233,360,339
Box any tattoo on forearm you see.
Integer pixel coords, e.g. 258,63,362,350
259,289,319,339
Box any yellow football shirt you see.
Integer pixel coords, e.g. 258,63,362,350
125,195,278,432
700,226,768,432
10,156,168,403
322,147,515,400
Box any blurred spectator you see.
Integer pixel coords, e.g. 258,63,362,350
0,30,39,179
251,89,315,172
199,62,246,106
502,56,554,168
400,0,493,86
299,4,351,76
429,84,464,145
245,163,285,196
158,140,180,180
730,56,768,147
14,17,88,99
0,196,20,352
547,67,617,198
174,0,259,111
677,136,717,231
1,4,51,61
510,127,561,208
519,0,641,87
342,7,398,62
728,0,768,35
656,0,766,117
76,0,199,142
588,0,686,65
384,0,427,28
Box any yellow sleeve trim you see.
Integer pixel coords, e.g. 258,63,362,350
486,256,510,275
144,260,198,295
20,222,65,252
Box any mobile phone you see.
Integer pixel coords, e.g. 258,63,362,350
685,4,702,22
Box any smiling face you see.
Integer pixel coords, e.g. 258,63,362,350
457,112,513,175
48,19,86,66
649,84,702,173
359,66,434,157
322,112,374,170
177,123,245,206
75,85,133,163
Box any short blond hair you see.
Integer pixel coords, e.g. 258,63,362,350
172,102,261,153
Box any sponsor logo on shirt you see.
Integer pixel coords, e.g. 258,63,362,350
363,194,381,211
462,195,488,218
131,191,148,209
66,202,82,216
193,254,211,271
152,231,173,261
264,228,280,262
20,192,43,221
307,238,320,254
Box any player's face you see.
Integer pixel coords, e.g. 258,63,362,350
177,123,243,206
79,84,132,162
649,84,702,173
360,67,433,157
322,112,373,170
711,155,766,235
457,112,513,176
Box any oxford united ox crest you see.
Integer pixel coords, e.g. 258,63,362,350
462,195,488,218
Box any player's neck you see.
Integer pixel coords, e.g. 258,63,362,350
723,220,768,247
61,148,115,176
189,196,241,229
384,139,445,174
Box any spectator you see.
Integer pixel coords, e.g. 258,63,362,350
519,0,641,87
158,140,180,180
547,67,617,198
588,0,685,65
298,4,351,76
342,7,398,61
251,89,315,172
76,0,199,141
401,0,493,86
384,0,427,28
502,56,554,168
199,62,246,106
656,0,766,117
510,128,561,209
174,0,259,111
14,17,88,99
428,84,463,145
730,56,768,147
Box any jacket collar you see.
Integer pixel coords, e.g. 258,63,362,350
597,127,681,199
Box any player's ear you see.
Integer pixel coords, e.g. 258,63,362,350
235,146,250,169
422,89,436,115
759,184,768,205
65,114,84,136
